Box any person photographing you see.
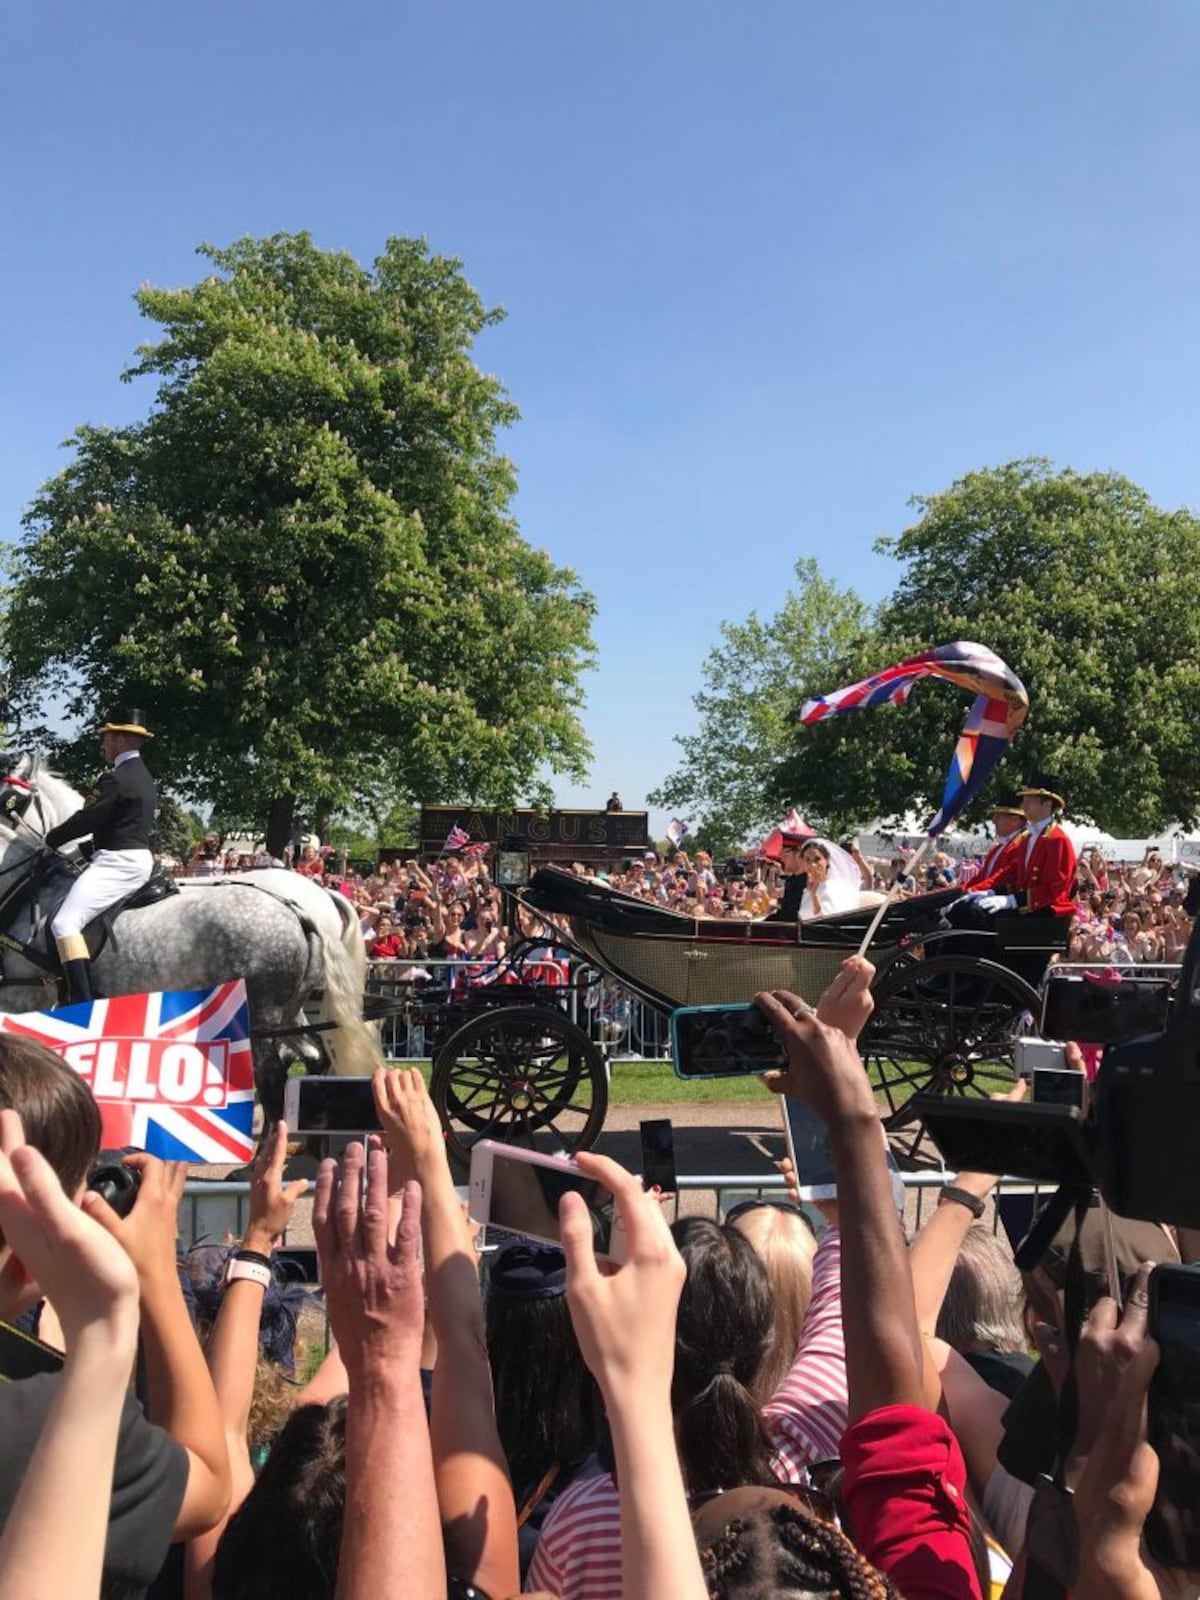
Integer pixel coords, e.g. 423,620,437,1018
45,708,157,1003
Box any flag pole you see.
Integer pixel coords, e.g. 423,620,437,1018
855,835,935,959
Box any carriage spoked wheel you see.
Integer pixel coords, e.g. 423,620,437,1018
860,955,1040,1169
430,1004,609,1167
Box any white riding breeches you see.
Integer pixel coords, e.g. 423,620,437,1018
50,849,155,939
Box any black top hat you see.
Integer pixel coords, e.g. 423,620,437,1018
98,707,154,739
1018,772,1064,809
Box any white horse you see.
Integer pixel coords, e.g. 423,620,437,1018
0,760,383,1115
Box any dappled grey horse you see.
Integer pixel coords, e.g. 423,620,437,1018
0,759,383,1117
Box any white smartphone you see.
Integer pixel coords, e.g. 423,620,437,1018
468,1139,628,1263
780,1096,908,1214
1013,1037,1068,1078
779,1097,839,1202
283,1075,380,1134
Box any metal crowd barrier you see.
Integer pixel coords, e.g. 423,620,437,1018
364,958,675,1063
179,1171,1044,1254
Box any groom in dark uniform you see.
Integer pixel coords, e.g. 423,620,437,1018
46,708,158,1002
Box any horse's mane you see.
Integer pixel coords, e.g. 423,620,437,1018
28,758,86,831
0,757,86,859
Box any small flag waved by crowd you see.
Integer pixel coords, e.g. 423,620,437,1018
666,818,690,848
443,823,472,852
800,641,1028,838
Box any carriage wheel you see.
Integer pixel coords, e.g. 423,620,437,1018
861,955,1040,1168
430,1004,609,1166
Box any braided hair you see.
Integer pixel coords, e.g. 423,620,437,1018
700,1502,899,1600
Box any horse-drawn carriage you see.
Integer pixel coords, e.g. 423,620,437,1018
421,867,1069,1166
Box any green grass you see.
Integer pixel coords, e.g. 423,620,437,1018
382,1055,1014,1111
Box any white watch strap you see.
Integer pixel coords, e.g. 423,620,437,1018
225,1257,272,1290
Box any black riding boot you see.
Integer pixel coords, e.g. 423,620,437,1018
61,958,93,1004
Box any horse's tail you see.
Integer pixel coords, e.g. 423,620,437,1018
313,890,386,1077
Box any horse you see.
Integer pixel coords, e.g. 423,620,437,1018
0,758,384,1117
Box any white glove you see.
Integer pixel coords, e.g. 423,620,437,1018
976,893,1017,913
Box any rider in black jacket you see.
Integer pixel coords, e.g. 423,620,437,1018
46,709,157,1002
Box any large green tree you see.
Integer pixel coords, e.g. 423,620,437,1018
648,558,877,847
6,233,596,850
771,460,1200,834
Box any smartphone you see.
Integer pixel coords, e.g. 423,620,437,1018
283,1076,381,1135
639,1119,677,1193
911,1096,1095,1187
468,1139,627,1262
1032,1068,1085,1110
1014,1037,1067,1077
0,1319,64,1381
671,1003,785,1079
1146,1264,1200,1569
780,1098,838,1201
1041,974,1172,1046
273,1246,321,1285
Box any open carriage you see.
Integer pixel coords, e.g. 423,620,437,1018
426,867,1070,1165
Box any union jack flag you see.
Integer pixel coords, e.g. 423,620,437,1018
0,982,256,1165
799,642,1029,838
443,824,471,852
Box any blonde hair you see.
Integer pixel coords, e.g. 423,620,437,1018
728,1205,817,1401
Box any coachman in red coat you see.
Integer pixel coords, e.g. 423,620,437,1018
970,774,1078,917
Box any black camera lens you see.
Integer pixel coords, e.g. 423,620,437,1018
87,1151,142,1219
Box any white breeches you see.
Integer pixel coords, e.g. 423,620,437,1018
50,849,154,939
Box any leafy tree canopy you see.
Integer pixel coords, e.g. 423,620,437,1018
659,462,1200,840
5,233,596,850
648,558,877,846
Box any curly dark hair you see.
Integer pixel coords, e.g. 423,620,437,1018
699,1502,900,1600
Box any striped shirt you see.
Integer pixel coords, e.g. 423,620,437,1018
764,1228,848,1478
526,1471,622,1600
525,1232,849,1600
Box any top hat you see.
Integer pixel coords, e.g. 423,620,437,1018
1018,773,1064,809
990,792,1026,818
98,707,154,739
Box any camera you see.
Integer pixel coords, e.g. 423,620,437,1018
914,915,1200,1229
87,1150,143,1219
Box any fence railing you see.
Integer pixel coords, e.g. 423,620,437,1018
178,1171,1047,1254
364,958,674,1063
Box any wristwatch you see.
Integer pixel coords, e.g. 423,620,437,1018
1025,1474,1079,1589
223,1248,273,1291
938,1184,987,1219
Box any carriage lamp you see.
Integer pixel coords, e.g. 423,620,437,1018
497,833,531,888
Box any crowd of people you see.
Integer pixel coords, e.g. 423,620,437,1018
176,821,1200,980
0,951,1195,1600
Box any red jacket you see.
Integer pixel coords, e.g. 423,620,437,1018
976,822,1076,915
975,829,1027,884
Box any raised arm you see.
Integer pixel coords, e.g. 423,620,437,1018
313,1141,444,1600
374,1068,519,1600
184,1122,307,1598
560,1150,707,1600
758,972,923,1420
84,1154,232,1540
0,1111,140,1600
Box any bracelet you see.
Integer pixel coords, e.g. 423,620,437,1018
233,1247,272,1269
938,1184,987,1219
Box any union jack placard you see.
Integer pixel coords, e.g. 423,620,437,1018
0,982,256,1164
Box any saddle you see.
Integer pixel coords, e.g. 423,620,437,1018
0,858,181,980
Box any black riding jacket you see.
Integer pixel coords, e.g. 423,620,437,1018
45,756,157,852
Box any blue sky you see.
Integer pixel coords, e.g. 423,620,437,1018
4,2,1199,832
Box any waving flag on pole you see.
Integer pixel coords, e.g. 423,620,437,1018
800,642,1028,837
443,823,471,852
666,818,690,849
